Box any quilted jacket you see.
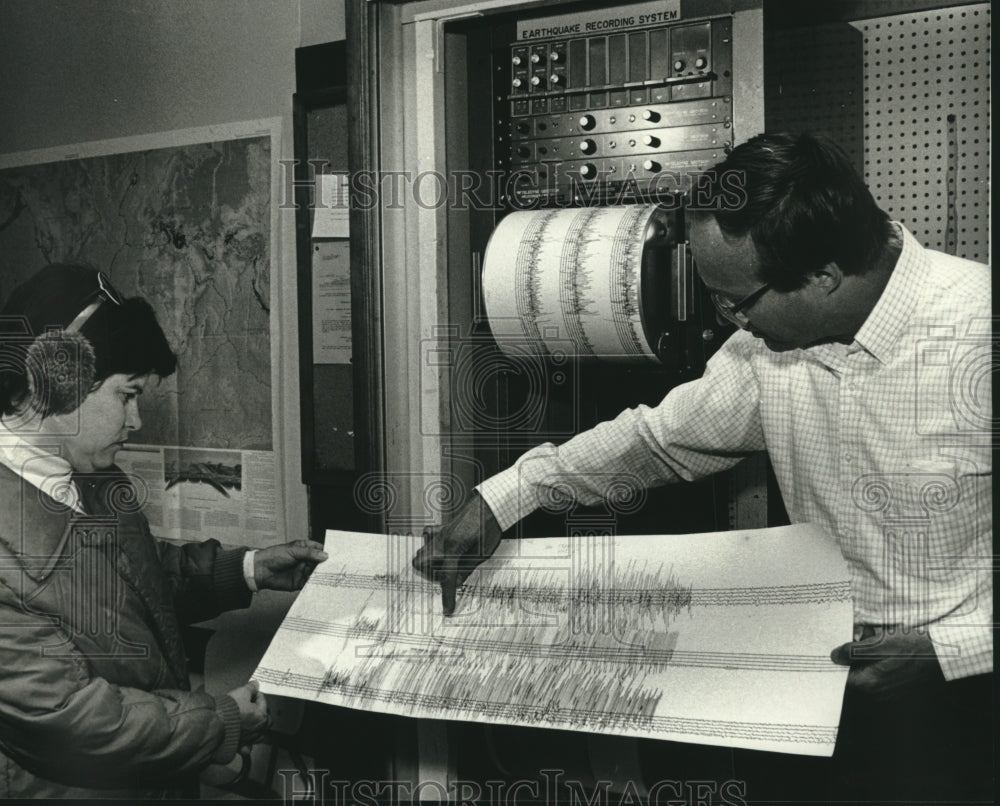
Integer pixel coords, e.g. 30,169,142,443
0,461,252,798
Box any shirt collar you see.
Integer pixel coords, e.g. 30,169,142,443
0,420,83,513
851,223,927,364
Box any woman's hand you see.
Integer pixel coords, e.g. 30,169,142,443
253,540,328,591
227,680,269,746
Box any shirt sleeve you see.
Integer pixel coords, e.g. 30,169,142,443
478,331,768,531
0,588,242,789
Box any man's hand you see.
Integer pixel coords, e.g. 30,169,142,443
831,628,944,700
254,540,328,591
228,680,269,746
411,493,503,616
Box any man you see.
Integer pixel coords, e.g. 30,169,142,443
414,133,992,801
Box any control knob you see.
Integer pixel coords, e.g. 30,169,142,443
673,59,685,71
578,114,596,131
695,56,707,69
549,73,561,85
530,75,543,87
512,78,523,89
642,134,661,148
641,109,660,122
643,159,662,173
512,55,522,66
580,163,597,180
530,53,541,64
580,139,597,155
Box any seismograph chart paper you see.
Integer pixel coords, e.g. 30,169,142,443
481,205,663,364
255,526,853,755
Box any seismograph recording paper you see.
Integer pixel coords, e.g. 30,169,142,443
481,205,661,364
255,525,853,756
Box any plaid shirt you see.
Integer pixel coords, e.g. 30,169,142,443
479,224,992,680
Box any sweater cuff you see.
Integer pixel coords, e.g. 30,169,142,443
211,694,243,764
212,547,253,612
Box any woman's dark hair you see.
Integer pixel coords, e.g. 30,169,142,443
689,132,894,291
0,264,177,416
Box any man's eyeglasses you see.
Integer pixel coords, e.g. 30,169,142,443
65,272,123,333
710,282,771,329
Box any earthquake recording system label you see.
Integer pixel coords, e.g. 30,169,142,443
516,0,683,40
482,204,665,364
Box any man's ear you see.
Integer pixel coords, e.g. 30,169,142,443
806,261,843,295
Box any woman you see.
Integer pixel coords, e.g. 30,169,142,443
0,264,327,798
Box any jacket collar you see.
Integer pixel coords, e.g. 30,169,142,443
0,462,78,582
0,423,85,581
0,420,83,512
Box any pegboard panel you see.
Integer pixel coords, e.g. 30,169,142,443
765,23,864,173
853,4,990,263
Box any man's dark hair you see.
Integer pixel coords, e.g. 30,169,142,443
690,132,894,291
0,264,177,416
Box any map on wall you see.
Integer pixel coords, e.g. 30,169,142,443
0,125,280,545
0,135,272,449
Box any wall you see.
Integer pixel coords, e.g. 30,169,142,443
302,0,347,46
0,0,346,152
2,0,292,152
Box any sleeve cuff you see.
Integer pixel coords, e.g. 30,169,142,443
243,549,259,592
475,474,520,532
928,617,994,680
476,447,559,531
211,694,243,764
212,547,253,612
